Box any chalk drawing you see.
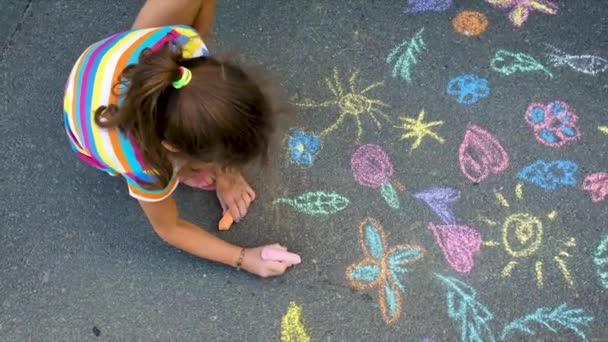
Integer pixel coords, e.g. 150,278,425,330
525,101,581,147
583,173,608,203
452,10,489,37
346,218,425,324
458,123,510,183
435,274,495,342
394,109,445,152
413,187,460,224
599,126,608,135
281,302,311,342
419,338,435,342
546,44,608,76
491,50,553,77
446,74,490,105
351,144,400,209
501,303,593,341
294,68,389,142
386,28,426,83
287,129,321,167
480,185,576,288
403,0,452,13
517,159,578,190
429,223,482,273
273,191,350,215
594,235,608,288
485,0,558,27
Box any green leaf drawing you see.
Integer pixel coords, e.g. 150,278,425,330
593,235,608,288
490,50,553,78
273,191,350,215
501,303,594,341
380,182,400,209
435,274,495,342
386,27,426,83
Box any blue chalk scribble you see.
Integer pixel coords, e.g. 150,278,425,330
404,0,453,13
446,74,490,105
287,129,320,166
501,303,593,341
435,274,495,342
517,159,578,190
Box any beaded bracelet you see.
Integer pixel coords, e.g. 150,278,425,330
235,248,246,271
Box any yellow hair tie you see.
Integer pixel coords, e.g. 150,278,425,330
172,66,192,89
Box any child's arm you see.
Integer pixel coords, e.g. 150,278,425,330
138,196,289,278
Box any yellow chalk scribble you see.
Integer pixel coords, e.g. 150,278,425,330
481,185,576,289
281,302,311,342
501,260,518,277
535,261,544,288
598,126,608,135
495,192,510,208
393,109,445,151
294,68,389,142
554,256,575,287
515,183,524,199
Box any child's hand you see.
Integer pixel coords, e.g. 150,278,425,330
215,169,256,222
241,244,292,278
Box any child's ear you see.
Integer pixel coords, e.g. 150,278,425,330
161,141,180,153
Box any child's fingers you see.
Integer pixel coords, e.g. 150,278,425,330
267,243,288,251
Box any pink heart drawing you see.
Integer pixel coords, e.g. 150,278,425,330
458,123,510,183
428,223,481,273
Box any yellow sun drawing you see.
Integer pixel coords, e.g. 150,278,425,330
294,67,389,142
479,183,576,289
394,109,445,151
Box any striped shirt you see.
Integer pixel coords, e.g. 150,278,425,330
63,25,208,202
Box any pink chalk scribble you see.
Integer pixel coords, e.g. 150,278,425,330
458,123,510,183
428,223,481,273
583,173,608,202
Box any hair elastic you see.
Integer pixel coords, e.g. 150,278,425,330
172,66,192,89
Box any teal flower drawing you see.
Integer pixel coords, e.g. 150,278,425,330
345,218,426,324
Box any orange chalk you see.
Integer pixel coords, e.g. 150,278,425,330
218,212,234,231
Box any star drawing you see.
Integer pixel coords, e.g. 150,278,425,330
394,109,445,151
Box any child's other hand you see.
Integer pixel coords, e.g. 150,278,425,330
215,169,256,222
241,244,291,278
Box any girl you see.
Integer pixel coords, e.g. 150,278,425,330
63,0,296,278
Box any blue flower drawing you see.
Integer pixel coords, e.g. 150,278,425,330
446,74,490,105
517,159,578,190
346,218,426,324
287,129,320,166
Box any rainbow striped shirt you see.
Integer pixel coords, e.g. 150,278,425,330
63,25,208,202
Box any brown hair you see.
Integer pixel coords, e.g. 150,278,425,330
94,43,280,188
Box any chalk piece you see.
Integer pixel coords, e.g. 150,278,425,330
218,212,233,231
261,247,301,265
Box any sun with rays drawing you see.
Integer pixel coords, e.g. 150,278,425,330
479,183,576,288
294,67,390,142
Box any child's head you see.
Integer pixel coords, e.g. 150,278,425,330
96,43,280,187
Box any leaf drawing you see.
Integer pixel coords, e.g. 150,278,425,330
490,50,553,78
273,191,350,215
386,28,426,83
281,302,311,342
593,235,608,288
435,274,495,342
501,303,593,341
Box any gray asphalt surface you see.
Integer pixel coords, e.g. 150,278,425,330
1,0,607,341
